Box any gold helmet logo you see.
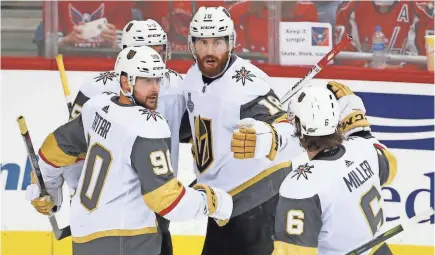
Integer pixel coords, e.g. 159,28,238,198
126,50,136,60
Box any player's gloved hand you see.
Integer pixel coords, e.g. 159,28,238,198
326,81,371,136
231,118,279,161
193,184,233,226
25,171,63,215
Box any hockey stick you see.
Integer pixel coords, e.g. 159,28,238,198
280,34,353,104
17,116,72,240
55,54,74,120
345,208,435,255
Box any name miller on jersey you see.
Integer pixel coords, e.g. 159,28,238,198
91,112,112,139
343,160,374,193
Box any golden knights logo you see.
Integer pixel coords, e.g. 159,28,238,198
127,50,136,59
291,163,314,180
193,115,214,173
139,108,163,121
94,71,116,85
232,66,256,86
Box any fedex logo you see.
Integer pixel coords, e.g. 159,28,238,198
1,156,34,190
382,172,434,224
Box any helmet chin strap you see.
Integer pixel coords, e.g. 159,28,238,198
120,80,147,108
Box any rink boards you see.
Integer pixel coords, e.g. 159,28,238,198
1,70,434,254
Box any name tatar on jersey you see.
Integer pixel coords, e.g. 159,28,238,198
91,109,112,139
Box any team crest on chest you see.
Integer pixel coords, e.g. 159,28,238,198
94,71,116,85
292,163,314,180
139,108,163,121
232,66,256,86
193,115,214,173
187,92,194,113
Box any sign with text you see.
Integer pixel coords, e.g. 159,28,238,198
279,22,333,66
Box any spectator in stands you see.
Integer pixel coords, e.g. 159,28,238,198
315,1,340,42
137,1,229,55
229,1,318,56
335,0,434,68
42,1,134,53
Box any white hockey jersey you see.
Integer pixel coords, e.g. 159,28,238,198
38,93,207,244
273,135,397,255
181,55,303,216
72,69,185,175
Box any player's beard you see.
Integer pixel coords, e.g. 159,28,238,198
134,93,158,110
145,95,158,110
197,53,229,78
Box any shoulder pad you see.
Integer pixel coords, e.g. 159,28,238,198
83,91,114,107
167,69,183,81
344,135,373,147
161,69,184,96
93,71,118,86
280,161,321,199
131,108,171,139
229,58,270,95
80,71,119,99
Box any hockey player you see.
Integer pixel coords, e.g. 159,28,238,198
72,19,185,175
26,46,232,255
182,6,304,254
69,19,185,254
272,84,397,254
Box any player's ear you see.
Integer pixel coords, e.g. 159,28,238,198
120,75,131,93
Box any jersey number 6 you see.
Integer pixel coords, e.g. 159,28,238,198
80,143,113,211
286,210,305,235
360,185,384,235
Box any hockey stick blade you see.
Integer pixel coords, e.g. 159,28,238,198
49,215,72,240
281,34,353,104
17,116,72,240
345,208,435,255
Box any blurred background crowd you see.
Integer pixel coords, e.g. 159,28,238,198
1,0,434,69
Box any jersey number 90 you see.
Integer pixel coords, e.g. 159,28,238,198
80,143,112,212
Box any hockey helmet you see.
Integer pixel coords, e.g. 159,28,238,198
114,45,166,97
288,86,340,137
121,20,171,61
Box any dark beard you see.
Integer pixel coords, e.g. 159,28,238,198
145,97,158,110
133,94,158,110
197,53,229,78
